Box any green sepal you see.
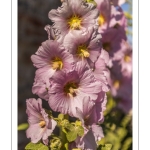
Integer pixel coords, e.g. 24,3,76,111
65,121,84,142
18,123,28,130
25,142,48,150
50,136,62,150
66,131,77,142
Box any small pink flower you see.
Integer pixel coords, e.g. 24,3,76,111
26,98,57,145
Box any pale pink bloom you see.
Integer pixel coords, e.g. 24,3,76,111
48,61,101,117
76,92,107,125
63,27,102,66
101,27,126,67
26,98,57,145
31,40,74,80
49,0,99,36
95,0,127,33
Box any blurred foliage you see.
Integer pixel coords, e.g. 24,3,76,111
98,93,132,150
18,123,28,130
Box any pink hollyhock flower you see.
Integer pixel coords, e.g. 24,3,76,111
63,27,102,65
48,61,101,117
48,0,99,36
73,97,104,150
88,92,107,124
93,49,110,92
32,77,51,101
95,0,127,33
72,124,104,150
112,40,132,78
101,27,126,67
108,72,132,113
26,98,57,145
76,92,107,125
31,40,74,80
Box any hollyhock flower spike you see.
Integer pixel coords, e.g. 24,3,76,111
63,27,102,65
26,98,57,145
48,61,101,117
48,0,99,36
31,40,74,80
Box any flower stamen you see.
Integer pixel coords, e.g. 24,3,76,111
51,57,63,70
124,55,131,62
39,120,46,128
68,15,82,30
64,82,78,97
98,14,105,26
77,45,90,58
113,80,120,89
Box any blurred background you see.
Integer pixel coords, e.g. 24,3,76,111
18,0,132,149
18,0,62,149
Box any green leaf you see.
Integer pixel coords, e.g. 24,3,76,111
18,123,28,130
122,137,132,150
76,126,84,137
58,114,65,120
25,142,48,150
66,131,77,142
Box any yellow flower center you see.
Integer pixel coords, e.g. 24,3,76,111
68,15,82,30
102,42,111,51
113,80,120,89
64,82,78,97
51,57,63,70
77,45,90,58
124,55,131,62
39,120,46,128
98,14,105,26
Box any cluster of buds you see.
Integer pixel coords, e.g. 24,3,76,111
25,0,131,149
